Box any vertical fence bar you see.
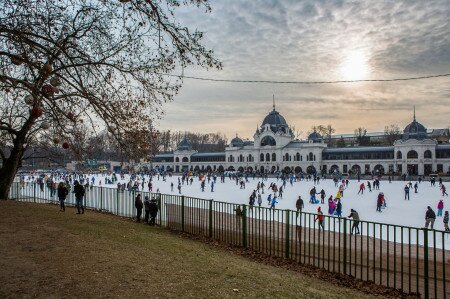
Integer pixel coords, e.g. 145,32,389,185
423,229,429,299
343,218,347,275
442,232,446,299
209,199,213,238
181,195,185,232
242,204,247,248
433,230,437,299
285,209,290,259
100,187,103,211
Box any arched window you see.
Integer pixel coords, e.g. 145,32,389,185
272,153,276,161
296,152,300,161
424,150,432,159
175,157,180,162
239,154,244,162
260,153,264,162
407,150,418,159
266,153,270,161
182,157,189,163
309,152,314,162
261,136,276,146
285,153,289,161
396,151,402,159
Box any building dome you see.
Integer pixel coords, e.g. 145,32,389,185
230,135,244,147
177,136,192,151
402,110,427,140
262,109,287,127
308,131,323,142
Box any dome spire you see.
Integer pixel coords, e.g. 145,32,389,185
413,105,416,122
272,94,275,111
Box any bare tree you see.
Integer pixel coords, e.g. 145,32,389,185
0,0,221,199
384,124,401,144
354,127,370,146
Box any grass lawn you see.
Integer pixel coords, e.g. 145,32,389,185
0,201,382,298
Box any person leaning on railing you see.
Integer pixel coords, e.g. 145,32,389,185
347,209,360,234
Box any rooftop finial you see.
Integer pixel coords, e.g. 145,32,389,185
273,94,275,111
413,105,416,122
236,132,238,138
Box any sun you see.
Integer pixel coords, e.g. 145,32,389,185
339,50,370,81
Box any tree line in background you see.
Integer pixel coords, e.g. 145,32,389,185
309,124,402,147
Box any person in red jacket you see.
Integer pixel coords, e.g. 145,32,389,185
358,182,365,195
315,206,325,230
376,193,383,212
437,199,444,217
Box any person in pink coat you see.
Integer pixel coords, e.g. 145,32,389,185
437,199,444,217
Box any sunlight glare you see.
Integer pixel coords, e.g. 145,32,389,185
340,50,370,81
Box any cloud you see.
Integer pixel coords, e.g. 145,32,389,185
160,0,450,138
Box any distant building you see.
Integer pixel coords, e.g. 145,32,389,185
152,105,450,176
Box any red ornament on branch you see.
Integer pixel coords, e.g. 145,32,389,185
31,107,43,118
62,142,70,149
41,84,55,96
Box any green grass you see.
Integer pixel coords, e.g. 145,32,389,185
0,201,379,298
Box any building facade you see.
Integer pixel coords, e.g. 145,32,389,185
152,106,450,176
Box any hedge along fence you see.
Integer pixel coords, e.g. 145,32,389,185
9,182,449,299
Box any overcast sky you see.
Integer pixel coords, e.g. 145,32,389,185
158,0,450,140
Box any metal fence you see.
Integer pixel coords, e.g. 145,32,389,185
9,182,449,299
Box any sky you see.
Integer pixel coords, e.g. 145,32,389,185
158,0,450,140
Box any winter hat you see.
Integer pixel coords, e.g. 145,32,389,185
427,206,431,209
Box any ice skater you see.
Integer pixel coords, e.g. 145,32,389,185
425,206,436,229
404,185,410,200
437,199,444,217
315,207,325,230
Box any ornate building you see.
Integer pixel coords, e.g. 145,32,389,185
153,106,450,176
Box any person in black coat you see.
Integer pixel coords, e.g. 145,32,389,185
57,182,69,212
135,194,143,222
148,198,159,226
425,206,436,229
144,196,151,224
73,180,85,214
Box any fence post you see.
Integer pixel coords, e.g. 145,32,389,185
343,217,348,275
100,187,103,211
423,228,429,299
285,209,290,259
116,190,119,215
242,204,247,248
209,199,213,238
33,182,36,203
181,195,185,232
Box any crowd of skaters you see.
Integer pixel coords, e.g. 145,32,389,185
18,170,450,232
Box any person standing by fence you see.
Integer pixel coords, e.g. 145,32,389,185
73,180,85,214
135,194,143,223
315,207,324,230
144,196,150,224
424,206,436,229
348,209,360,234
296,196,304,214
57,182,68,212
148,198,159,226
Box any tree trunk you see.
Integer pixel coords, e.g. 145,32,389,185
0,143,24,200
